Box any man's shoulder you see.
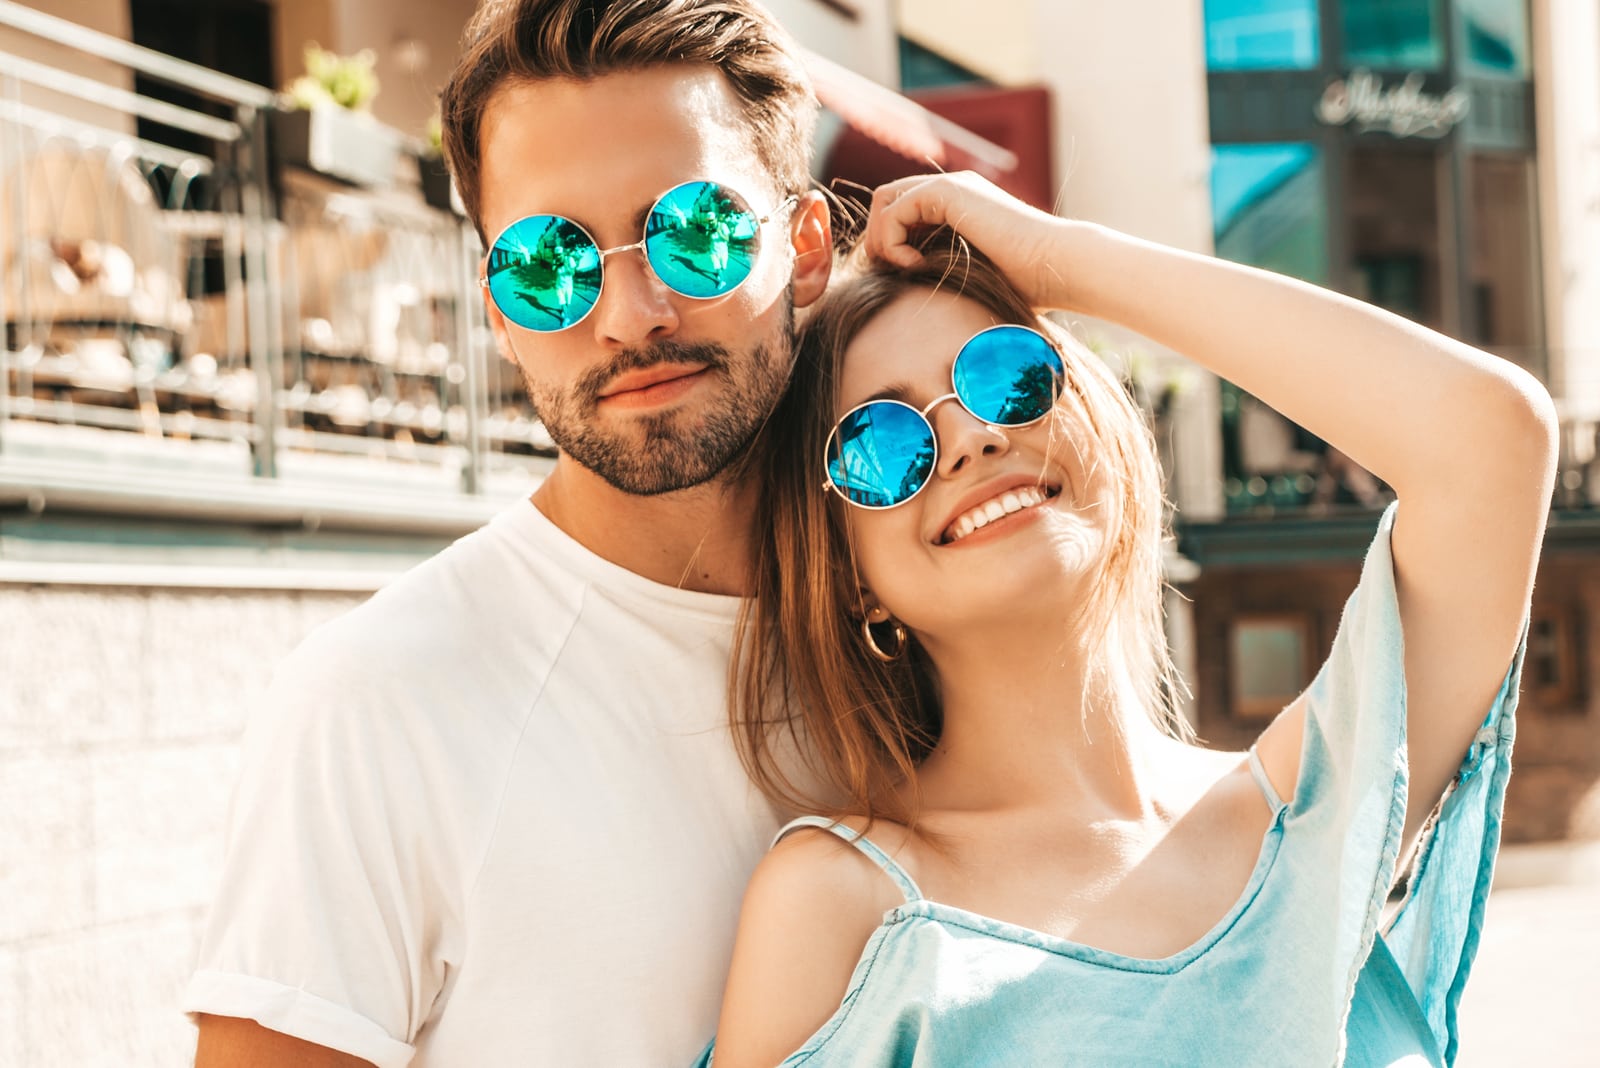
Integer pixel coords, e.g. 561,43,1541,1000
267,509,588,720
343,506,583,642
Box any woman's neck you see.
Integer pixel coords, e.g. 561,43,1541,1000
912,621,1180,822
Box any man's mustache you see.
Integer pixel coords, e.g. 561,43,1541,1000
577,341,732,405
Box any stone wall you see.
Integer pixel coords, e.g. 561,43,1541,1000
0,582,366,1068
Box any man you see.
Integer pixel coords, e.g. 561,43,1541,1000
184,1,832,1063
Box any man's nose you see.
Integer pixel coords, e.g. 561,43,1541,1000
589,248,680,347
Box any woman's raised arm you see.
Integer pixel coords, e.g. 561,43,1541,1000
862,172,1558,855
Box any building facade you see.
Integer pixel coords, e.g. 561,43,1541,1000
895,0,1600,845
1188,0,1599,845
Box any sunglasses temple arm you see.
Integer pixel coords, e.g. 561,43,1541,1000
761,194,800,224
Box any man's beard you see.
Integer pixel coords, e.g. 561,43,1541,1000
522,302,795,496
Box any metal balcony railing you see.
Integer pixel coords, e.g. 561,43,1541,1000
0,1,549,537
3,2,1588,539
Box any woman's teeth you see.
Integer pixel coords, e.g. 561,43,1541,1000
944,485,1052,544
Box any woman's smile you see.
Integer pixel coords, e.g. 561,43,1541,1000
937,482,1061,545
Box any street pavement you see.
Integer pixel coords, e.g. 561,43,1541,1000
1455,845,1600,1067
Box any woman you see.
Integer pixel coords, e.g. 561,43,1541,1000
705,174,1554,1067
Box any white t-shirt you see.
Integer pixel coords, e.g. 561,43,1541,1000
183,499,781,1067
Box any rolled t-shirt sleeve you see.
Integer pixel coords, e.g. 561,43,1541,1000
184,618,475,1068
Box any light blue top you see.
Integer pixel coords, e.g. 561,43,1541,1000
695,501,1529,1067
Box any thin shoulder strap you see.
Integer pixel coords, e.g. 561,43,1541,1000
1246,744,1286,814
773,815,924,903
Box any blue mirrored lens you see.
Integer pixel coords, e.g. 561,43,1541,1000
645,181,760,299
953,325,1065,425
487,215,603,331
827,402,937,508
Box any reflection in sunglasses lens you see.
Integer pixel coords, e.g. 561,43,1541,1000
488,214,603,331
829,402,937,508
826,328,1066,510
646,181,761,299
488,182,772,332
955,327,1064,426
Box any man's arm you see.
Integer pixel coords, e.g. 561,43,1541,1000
194,1014,376,1068
184,617,447,1066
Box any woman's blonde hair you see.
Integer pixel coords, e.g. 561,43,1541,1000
731,228,1191,826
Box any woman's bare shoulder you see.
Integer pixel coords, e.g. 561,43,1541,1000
713,820,909,1068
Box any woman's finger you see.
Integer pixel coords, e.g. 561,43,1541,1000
866,176,953,266
859,172,1072,307
865,179,924,266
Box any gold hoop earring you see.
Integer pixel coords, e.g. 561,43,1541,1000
862,617,907,662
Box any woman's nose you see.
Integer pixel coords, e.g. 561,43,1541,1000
929,397,1010,478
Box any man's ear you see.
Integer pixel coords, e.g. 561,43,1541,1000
788,189,833,309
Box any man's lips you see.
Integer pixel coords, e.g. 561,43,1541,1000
598,363,709,407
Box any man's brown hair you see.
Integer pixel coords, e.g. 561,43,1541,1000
439,0,818,242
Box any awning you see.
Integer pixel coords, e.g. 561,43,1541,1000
801,49,1020,177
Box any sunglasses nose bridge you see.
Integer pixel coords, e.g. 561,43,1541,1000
597,236,680,305
918,392,960,420
597,238,648,262
922,390,1004,440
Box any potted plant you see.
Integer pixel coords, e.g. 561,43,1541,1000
417,111,462,215
272,43,400,189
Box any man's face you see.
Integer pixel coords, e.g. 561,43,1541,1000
477,67,806,496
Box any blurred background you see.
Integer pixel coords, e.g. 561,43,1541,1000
0,0,1594,1063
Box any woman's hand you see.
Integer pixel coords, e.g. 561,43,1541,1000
861,171,1085,310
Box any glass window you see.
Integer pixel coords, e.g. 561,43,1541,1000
1460,0,1531,76
1469,154,1544,376
1527,607,1584,709
1229,614,1311,720
1212,143,1332,514
1343,0,1443,70
897,35,988,91
1204,0,1320,71
1212,143,1328,284
1346,147,1444,331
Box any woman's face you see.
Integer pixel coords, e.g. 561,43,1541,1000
832,289,1112,640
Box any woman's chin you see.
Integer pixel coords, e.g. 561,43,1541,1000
900,559,1103,643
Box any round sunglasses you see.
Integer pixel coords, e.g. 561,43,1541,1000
480,179,797,332
822,325,1066,510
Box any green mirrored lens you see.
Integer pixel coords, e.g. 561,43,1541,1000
953,326,1065,425
645,181,760,299
486,215,603,331
827,401,937,508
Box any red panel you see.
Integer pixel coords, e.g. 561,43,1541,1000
822,85,1054,214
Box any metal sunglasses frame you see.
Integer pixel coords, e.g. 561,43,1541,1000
820,324,1066,511
479,179,798,331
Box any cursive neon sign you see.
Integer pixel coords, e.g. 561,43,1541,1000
1316,70,1471,139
